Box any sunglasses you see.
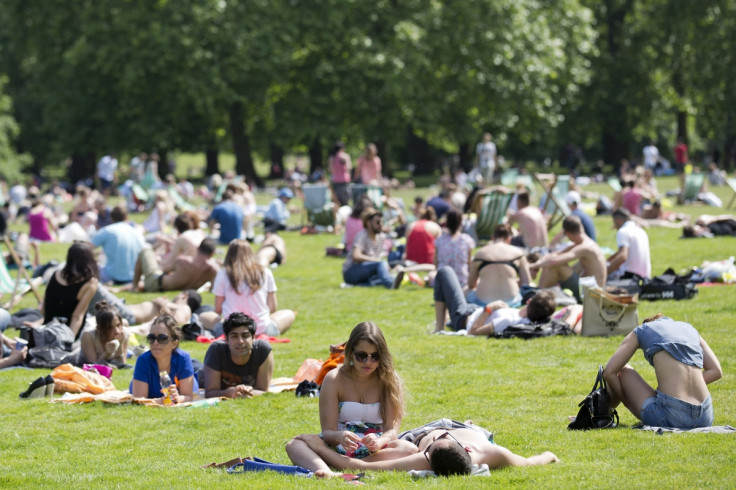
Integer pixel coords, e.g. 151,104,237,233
354,351,380,363
146,333,171,345
423,431,468,465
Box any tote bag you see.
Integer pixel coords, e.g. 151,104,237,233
581,287,638,337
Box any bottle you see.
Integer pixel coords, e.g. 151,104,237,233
160,371,173,406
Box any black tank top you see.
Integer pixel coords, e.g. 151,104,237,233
43,272,86,325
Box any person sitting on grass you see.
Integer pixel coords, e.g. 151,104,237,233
286,322,409,473
132,237,219,293
203,312,273,399
342,208,403,289
291,419,558,477
0,307,28,369
603,314,722,429
432,266,581,335
79,301,130,368
130,314,198,404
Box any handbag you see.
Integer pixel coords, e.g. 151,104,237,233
568,365,619,430
581,287,638,337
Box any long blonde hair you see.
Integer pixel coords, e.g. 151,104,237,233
223,240,264,293
341,321,404,426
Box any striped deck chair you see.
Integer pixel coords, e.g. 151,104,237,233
679,172,705,204
302,183,335,228
166,186,195,212
727,178,736,209
0,237,42,309
607,177,622,193
351,184,383,210
535,173,571,230
473,189,513,241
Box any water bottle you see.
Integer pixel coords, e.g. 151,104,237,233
160,371,173,406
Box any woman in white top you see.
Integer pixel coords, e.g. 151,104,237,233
212,240,294,336
286,322,410,473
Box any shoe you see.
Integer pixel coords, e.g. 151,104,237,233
44,375,55,397
20,376,47,399
408,273,426,287
392,271,405,290
339,282,354,289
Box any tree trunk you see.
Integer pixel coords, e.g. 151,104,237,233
269,144,284,179
229,101,261,187
406,126,433,175
205,148,219,176
69,152,96,187
673,69,688,142
458,142,472,172
308,136,323,175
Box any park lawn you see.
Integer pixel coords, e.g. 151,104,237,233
0,180,735,488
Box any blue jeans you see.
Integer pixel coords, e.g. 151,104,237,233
433,266,479,331
343,261,394,288
641,391,714,429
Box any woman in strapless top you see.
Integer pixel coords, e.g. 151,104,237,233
286,322,411,472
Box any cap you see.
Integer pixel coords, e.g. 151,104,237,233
565,191,581,206
279,188,295,199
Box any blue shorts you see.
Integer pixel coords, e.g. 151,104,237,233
640,391,713,429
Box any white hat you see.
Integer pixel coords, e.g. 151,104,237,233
565,191,581,206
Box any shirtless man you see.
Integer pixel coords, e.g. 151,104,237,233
157,212,207,271
133,238,219,292
529,215,607,302
508,191,549,249
467,224,531,307
255,232,287,268
289,419,557,477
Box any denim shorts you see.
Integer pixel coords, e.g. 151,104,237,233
640,391,713,429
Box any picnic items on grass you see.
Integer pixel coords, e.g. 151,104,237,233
581,287,638,337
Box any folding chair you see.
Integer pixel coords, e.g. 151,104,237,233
302,183,336,228
607,177,622,193
535,173,571,230
350,184,383,210
472,189,513,241
725,178,736,209
679,172,705,204
0,236,42,309
166,185,195,212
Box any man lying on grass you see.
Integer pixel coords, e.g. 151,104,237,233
289,419,558,477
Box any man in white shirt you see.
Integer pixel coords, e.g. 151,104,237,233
475,132,497,184
642,140,660,172
607,208,652,280
96,154,119,197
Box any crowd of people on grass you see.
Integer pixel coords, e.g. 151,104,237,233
0,136,730,477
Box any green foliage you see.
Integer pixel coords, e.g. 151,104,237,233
1,181,735,486
0,75,30,183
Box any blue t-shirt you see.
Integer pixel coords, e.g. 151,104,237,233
91,222,145,282
426,196,450,220
572,208,597,242
130,348,199,398
210,200,244,244
634,317,703,368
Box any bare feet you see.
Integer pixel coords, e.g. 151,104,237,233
313,469,337,479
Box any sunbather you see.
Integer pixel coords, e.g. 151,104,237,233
292,418,558,477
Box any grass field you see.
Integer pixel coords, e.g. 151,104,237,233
1,176,734,488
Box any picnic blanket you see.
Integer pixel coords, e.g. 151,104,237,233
51,390,225,407
52,364,116,395
634,424,735,434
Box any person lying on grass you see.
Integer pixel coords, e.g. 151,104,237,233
433,266,583,335
79,301,130,368
604,314,722,429
203,312,273,399
291,419,558,477
286,322,410,472
130,315,198,404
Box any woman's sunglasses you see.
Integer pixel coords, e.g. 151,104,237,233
354,351,380,363
146,333,171,345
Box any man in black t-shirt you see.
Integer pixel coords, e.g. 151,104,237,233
203,313,273,399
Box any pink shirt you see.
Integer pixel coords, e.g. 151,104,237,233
622,189,643,216
212,268,277,336
330,150,352,184
28,209,54,242
343,216,364,251
356,156,381,183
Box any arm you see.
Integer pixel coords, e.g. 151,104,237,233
0,346,27,369
131,379,150,398
252,351,274,395
160,237,186,271
467,260,479,290
517,255,532,286
267,291,277,314
318,370,361,451
203,365,240,399
214,295,225,315
607,246,628,275
700,337,723,385
173,375,194,403
350,243,379,264
69,279,99,337
603,332,639,407
80,331,99,364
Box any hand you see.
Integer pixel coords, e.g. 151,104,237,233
104,339,119,354
233,385,254,399
361,433,379,452
340,431,362,452
8,347,27,363
162,384,181,404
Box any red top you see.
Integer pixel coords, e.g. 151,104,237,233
674,142,688,164
405,220,435,265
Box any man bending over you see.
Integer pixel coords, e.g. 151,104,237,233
133,238,219,292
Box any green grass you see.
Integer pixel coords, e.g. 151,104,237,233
1,179,735,488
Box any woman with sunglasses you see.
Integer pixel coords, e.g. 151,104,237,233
212,239,294,336
286,322,409,472
130,315,198,403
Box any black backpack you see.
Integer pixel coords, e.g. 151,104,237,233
494,319,572,339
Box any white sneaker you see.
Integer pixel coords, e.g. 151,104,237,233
340,282,354,289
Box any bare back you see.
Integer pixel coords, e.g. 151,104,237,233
573,235,607,287
652,352,709,405
163,255,218,291
512,207,549,248
470,242,528,304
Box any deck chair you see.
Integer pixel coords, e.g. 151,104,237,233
535,173,571,230
302,183,336,228
607,177,622,193
166,185,195,212
679,172,705,204
500,170,534,195
727,178,736,209
472,189,513,241
500,169,519,186
0,236,42,309
350,184,383,210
